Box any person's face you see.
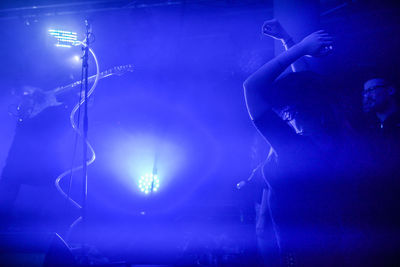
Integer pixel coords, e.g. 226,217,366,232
363,78,394,112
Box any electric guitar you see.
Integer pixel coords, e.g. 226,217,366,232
11,64,133,121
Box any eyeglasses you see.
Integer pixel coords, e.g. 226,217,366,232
363,85,388,93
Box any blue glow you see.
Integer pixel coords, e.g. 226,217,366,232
105,131,187,198
48,29,78,48
138,173,160,194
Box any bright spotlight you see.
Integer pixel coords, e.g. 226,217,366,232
48,29,78,48
138,173,160,194
73,55,81,62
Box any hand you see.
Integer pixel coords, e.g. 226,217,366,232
262,19,291,41
297,30,333,57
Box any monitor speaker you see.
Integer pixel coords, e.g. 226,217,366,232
0,232,76,266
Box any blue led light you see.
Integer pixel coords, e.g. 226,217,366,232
49,29,78,48
138,173,160,194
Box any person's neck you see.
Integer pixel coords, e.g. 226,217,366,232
376,101,397,123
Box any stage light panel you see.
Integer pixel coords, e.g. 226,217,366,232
48,29,78,48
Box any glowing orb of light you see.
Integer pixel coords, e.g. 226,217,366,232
138,173,160,194
73,55,81,62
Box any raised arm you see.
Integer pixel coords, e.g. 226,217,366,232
262,19,309,72
243,30,333,121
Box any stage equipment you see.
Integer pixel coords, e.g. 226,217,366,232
0,232,76,266
55,22,134,240
237,156,269,190
54,64,133,208
48,29,78,48
137,151,160,195
139,173,160,194
47,21,101,242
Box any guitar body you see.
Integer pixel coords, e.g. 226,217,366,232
20,89,63,120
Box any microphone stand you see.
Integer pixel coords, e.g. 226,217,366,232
81,19,91,240
150,153,158,195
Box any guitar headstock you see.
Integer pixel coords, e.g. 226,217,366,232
110,64,134,76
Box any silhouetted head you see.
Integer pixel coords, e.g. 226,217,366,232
363,77,397,113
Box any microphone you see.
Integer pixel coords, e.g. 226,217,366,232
236,161,265,190
84,19,93,40
236,180,247,190
85,19,91,30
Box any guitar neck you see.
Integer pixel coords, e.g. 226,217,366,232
49,64,132,96
52,72,112,96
